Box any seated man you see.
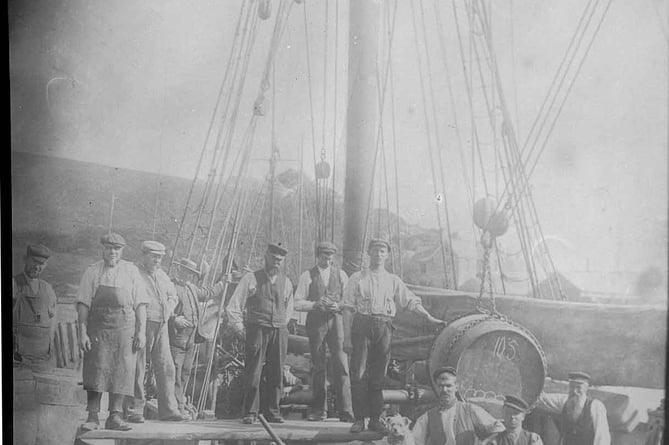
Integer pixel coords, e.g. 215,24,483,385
490,395,543,445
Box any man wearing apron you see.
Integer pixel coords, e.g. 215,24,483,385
13,244,58,370
77,233,148,431
125,241,189,422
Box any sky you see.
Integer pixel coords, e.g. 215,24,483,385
9,0,668,276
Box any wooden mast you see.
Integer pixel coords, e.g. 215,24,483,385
342,0,382,275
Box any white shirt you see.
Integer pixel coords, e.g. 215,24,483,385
293,266,349,312
535,393,611,445
341,268,422,317
225,270,294,331
412,402,505,445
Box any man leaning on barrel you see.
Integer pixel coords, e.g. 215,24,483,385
341,238,446,434
226,243,294,425
412,366,505,445
535,372,610,445
77,233,148,431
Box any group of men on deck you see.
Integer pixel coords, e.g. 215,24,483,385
13,235,611,444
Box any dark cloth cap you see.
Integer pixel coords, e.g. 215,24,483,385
141,240,166,255
315,241,337,254
267,243,288,257
368,238,391,251
504,395,530,412
27,244,51,259
432,366,457,380
100,232,126,247
175,258,200,275
568,371,591,383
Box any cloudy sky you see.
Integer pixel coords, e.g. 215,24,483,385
10,0,668,275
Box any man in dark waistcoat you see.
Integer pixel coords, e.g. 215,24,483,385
293,241,354,423
411,366,504,445
490,396,543,445
226,243,294,424
76,233,148,431
13,244,58,369
536,372,610,445
169,257,226,416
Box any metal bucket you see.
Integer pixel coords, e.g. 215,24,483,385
13,366,85,445
428,313,546,417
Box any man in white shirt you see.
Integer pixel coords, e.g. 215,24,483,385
226,243,294,425
342,238,445,434
412,366,505,445
293,241,354,423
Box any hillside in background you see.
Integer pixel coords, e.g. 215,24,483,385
11,151,452,298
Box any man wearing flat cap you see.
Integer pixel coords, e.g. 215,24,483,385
125,241,189,423
535,372,610,445
342,238,446,434
169,257,227,417
77,233,148,431
13,244,58,368
412,366,505,445
226,243,294,424
489,396,543,445
294,241,354,422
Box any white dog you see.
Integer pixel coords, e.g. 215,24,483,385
381,414,416,445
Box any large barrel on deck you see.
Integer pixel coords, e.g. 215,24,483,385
13,365,85,445
428,314,546,418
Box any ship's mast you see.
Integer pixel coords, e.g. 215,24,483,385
342,0,382,275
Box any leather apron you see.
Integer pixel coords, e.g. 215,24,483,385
82,284,136,395
13,277,56,366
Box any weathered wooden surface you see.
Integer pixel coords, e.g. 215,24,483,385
78,419,384,443
392,286,666,389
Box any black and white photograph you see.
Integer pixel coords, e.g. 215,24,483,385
9,0,667,444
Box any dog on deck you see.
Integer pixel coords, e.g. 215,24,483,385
379,414,416,445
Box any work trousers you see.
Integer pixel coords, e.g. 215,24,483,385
87,391,124,414
350,314,393,421
306,311,353,417
126,320,180,418
242,324,287,418
170,342,197,411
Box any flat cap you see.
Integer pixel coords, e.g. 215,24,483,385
267,243,288,257
432,366,457,380
141,240,166,255
27,244,51,259
504,395,530,412
315,241,337,254
175,258,200,275
100,232,126,247
368,238,391,251
568,371,591,383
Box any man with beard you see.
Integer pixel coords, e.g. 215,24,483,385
125,241,190,423
226,243,294,425
13,244,58,369
77,233,148,431
489,396,543,445
342,239,446,434
411,366,505,445
293,241,354,423
536,372,610,445
169,257,226,417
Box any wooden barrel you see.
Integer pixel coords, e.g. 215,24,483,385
13,365,86,445
428,313,546,418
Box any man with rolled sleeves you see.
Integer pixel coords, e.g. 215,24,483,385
13,244,58,369
77,233,148,431
490,395,543,445
169,257,226,416
294,241,354,423
535,372,610,445
412,366,505,445
226,243,294,424
342,238,446,434
125,241,189,423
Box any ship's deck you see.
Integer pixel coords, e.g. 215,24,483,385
77,418,383,445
